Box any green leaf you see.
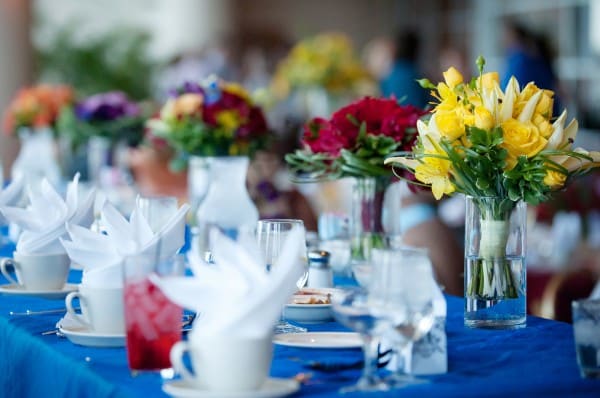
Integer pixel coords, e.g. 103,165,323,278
417,78,436,89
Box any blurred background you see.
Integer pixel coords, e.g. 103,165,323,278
1,0,600,320
3,0,600,171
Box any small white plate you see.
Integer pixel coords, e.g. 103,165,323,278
58,324,125,348
283,288,342,323
273,332,362,349
162,377,299,398
0,283,79,300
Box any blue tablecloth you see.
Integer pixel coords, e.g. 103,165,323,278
1,240,599,397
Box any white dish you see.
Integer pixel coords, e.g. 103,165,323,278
58,324,125,348
273,332,362,349
163,377,299,398
0,283,79,300
284,288,342,323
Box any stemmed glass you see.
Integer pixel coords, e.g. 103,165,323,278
256,219,308,334
370,246,436,387
330,287,391,393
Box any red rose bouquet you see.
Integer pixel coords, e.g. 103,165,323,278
286,97,426,180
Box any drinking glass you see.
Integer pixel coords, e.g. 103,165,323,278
572,298,600,378
256,219,308,333
331,287,390,393
370,246,436,387
136,195,179,233
123,252,185,373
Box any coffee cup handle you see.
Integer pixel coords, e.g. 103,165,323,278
0,258,20,286
65,292,90,328
170,341,196,382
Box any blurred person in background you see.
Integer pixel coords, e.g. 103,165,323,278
247,136,318,231
380,30,428,108
501,19,562,115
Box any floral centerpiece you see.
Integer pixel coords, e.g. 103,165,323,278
147,78,270,170
2,84,74,185
271,32,374,117
286,97,426,263
57,91,145,151
385,57,600,328
3,84,73,135
147,77,271,236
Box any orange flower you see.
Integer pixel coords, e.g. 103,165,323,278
2,84,73,135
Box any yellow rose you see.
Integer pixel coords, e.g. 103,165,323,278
443,67,463,89
173,93,203,117
501,118,548,165
435,111,465,140
533,114,553,138
535,90,554,117
474,106,494,130
216,110,242,132
518,82,539,102
480,72,499,90
543,169,567,190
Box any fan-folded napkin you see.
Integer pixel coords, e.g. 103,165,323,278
0,178,24,225
61,200,189,287
0,175,94,253
153,227,304,339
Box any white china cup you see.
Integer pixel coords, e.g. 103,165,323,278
0,251,70,290
170,334,273,392
65,284,125,334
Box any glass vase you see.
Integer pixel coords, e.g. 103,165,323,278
192,156,259,260
11,127,60,190
464,196,527,329
350,177,386,265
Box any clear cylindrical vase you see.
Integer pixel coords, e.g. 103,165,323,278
464,196,526,329
350,177,385,265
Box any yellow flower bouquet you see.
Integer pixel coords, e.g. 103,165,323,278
271,32,373,98
385,57,600,327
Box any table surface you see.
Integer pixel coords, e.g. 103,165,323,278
1,240,600,398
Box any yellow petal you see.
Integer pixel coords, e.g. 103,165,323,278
443,67,463,89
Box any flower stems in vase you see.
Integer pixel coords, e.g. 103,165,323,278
464,196,526,328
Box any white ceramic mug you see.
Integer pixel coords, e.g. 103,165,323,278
170,334,273,392
0,251,70,290
65,284,125,334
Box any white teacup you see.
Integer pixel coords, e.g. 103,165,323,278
65,284,125,334
170,334,273,392
0,251,70,290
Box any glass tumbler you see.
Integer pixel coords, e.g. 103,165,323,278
123,252,185,372
572,298,600,379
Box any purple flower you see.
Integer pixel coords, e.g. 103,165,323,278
75,91,140,122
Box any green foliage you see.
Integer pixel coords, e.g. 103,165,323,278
56,105,148,151
36,27,157,100
285,122,405,181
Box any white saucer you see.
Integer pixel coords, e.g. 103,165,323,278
273,332,362,349
283,303,332,323
0,283,79,300
163,377,299,398
58,324,125,348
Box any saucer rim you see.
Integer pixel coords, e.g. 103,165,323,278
58,322,126,339
273,331,362,349
163,377,300,398
0,283,79,296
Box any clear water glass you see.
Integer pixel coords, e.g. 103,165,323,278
256,219,308,333
331,287,390,393
572,298,600,379
135,195,178,233
370,246,436,387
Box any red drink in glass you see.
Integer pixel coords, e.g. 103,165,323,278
124,276,182,371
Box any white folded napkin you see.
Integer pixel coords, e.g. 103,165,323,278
0,177,25,225
152,227,304,339
0,174,95,253
60,200,190,287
